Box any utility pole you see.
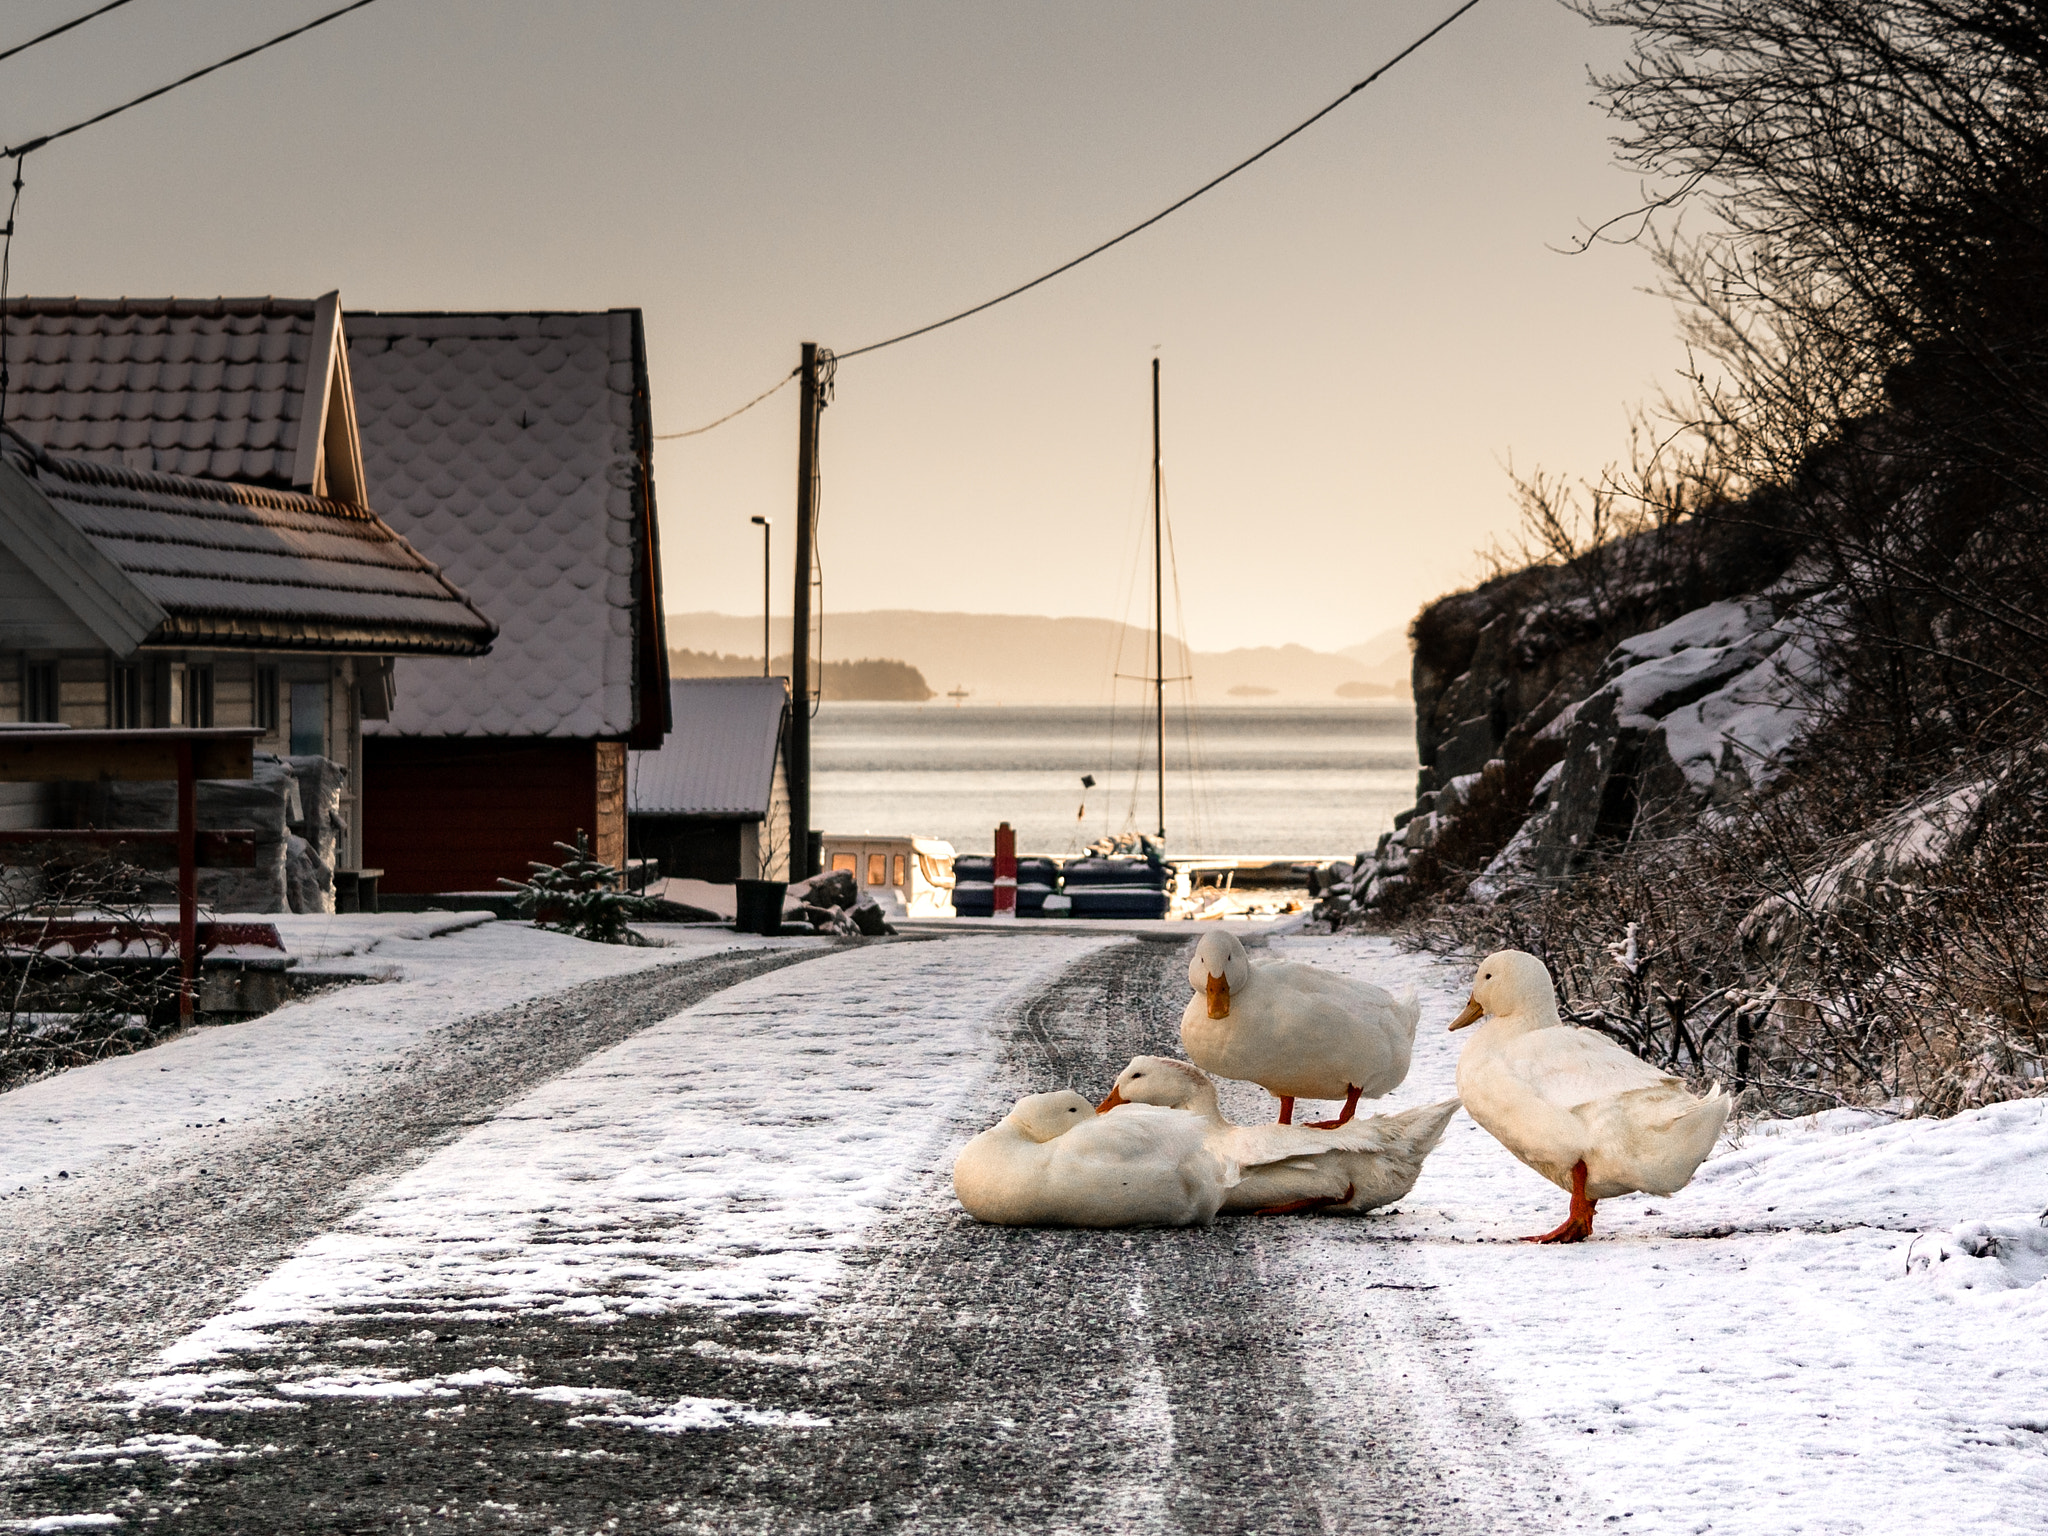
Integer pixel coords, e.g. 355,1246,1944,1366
1152,356,1165,842
750,516,771,677
788,343,821,880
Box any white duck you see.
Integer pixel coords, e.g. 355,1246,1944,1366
1179,931,1419,1126
1450,949,1731,1243
951,1089,1236,1228
1099,1055,1461,1215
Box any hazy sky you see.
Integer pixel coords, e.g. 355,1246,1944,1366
3,0,1683,653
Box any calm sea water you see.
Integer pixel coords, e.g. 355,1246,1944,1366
811,702,1419,859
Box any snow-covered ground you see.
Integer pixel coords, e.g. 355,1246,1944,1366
12,916,2046,1532
1274,932,2048,1536
113,934,1117,1409
0,915,804,1190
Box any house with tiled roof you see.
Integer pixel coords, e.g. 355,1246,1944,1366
0,296,496,884
628,678,789,882
345,310,670,894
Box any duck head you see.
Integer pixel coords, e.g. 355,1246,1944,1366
1448,949,1558,1031
1098,1054,1209,1112
1188,932,1253,1020
1007,1090,1098,1142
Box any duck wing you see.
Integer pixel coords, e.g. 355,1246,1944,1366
1217,1099,1460,1168
1064,1104,1242,1184
1495,1026,1680,1114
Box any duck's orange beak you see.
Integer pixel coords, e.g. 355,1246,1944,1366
1449,996,1485,1030
1205,972,1230,1019
1096,1085,1126,1112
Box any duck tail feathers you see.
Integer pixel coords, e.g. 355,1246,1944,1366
1397,989,1422,1040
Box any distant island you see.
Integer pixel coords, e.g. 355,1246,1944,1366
1227,685,1277,697
670,649,934,702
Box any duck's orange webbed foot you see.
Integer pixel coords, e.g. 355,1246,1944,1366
1524,1159,1597,1243
1307,1085,1364,1129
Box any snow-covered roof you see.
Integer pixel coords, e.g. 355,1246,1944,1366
629,679,786,818
346,311,669,743
0,295,366,501
0,436,496,655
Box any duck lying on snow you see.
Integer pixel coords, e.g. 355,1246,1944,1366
1100,1055,1460,1215
1180,931,1420,1127
1450,949,1730,1243
952,1090,1236,1228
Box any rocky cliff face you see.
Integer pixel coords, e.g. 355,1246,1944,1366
1321,517,1809,921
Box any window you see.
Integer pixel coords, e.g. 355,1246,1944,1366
109,664,142,729
289,681,327,757
255,665,279,733
166,663,187,725
893,853,907,888
867,853,886,887
831,852,856,875
22,661,58,723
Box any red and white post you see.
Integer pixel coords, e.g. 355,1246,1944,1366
992,821,1017,920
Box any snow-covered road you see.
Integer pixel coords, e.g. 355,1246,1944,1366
4,923,2044,1534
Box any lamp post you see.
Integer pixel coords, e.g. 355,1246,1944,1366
749,516,771,677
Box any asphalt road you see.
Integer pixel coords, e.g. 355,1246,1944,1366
2,938,1583,1534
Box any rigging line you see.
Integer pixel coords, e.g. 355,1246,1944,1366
1160,476,1213,850
654,367,797,440
1,0,382,159
832,0,1484,363
0,0,139,67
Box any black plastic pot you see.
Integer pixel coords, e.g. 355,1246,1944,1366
733,879,788,936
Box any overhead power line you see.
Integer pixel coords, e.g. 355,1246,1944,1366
653,367,797,441
661,0,1485,439
834,0,1486,362
0,0,140,67
2,0,383,159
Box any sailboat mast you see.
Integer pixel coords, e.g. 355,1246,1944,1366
1152,356,1165,842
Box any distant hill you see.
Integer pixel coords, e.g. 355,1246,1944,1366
666,612,1411,705
670,649,934,702
1338,624,1414,688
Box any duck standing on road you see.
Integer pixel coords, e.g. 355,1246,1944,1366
952,1090,1237,1228
1099,1054,1460,1215
1179,932,1420,1127
1449,949,1730,1243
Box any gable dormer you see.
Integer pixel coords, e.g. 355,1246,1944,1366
289,291,368,505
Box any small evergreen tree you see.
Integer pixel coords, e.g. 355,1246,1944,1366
499,831,654,945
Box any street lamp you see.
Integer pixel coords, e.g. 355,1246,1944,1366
749,516,771,677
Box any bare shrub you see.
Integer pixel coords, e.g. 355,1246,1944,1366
1404,735,2048,1118
1,856,183,1092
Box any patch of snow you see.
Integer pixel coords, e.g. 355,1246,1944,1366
1612,598,1776,664
6,1518,124,1532
1908,1213,2048,1294
566,1396,830,1434
1273,934,2048,1535
1659,627,1829,792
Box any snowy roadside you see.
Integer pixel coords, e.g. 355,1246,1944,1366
0,917,807,1192
117,934,1117,1410
1274,932,2048,1536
